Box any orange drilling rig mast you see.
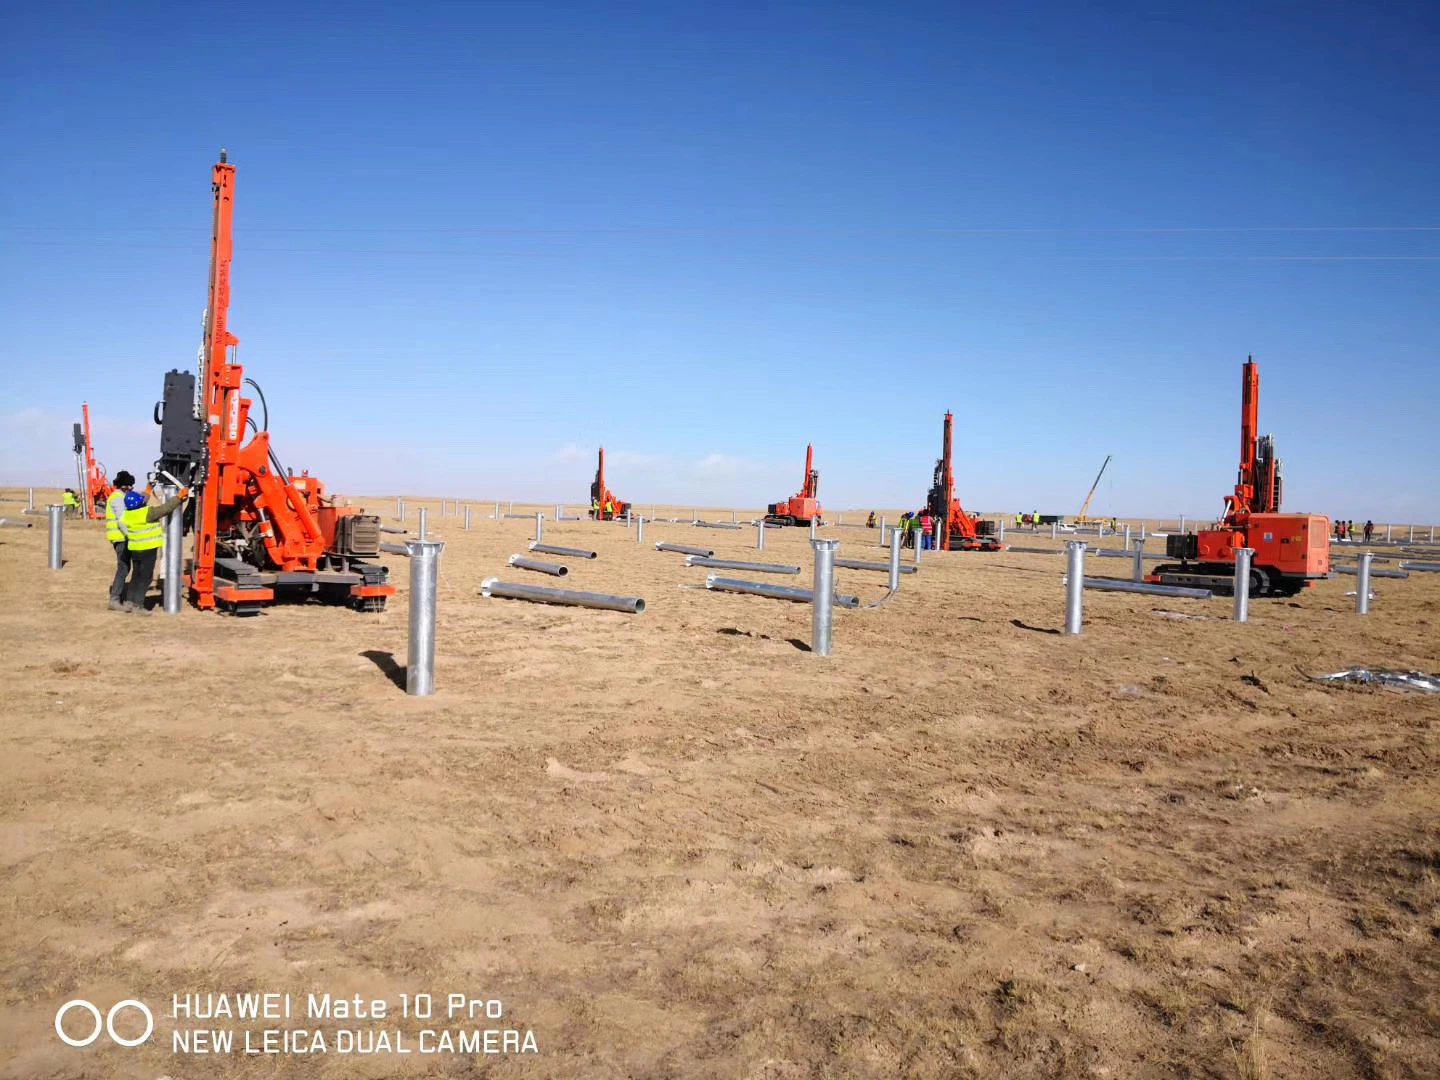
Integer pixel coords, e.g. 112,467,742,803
153,150,395,615
72,403,112,519
926,411,1002,551
1150,356,1328,596
589,447,630,520
765,443,822,526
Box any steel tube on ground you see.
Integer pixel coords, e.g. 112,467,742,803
28,488,35,511
379,543,411,556
1082,577,1211,599
1131,539,1145,583
417,507,428,540
811,539,838,656
837,557,916,575
1123,525,1131,548
998,520,1005,543
695,521,741,530
756,521,765,551
46,504,63,570
1332,564,1407,579
704,574,859,609
1233,547,1253,623
637,516,645,543
1051,522,1058,540
508,501,513,515
685,556,801,575
913,527,922,564
1356,553,1372,614
656,542,713,558
406,538,445,696
1064,541,1085,635
809,519,818,541
1400,562,1440,572
464,505,472,530
535,512,544,542
887,535,903,591
493,501,501,520
481,576,644,613
529,541,597,559
508,554,569,577
395,495,402,519
162,485,183,614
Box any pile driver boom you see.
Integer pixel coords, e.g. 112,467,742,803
589,447,630,520
152,150,395,615
72,403,111,519
765,444,821,526
1074,454,1111,524
926,411,1001,551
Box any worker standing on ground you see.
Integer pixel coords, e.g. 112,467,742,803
1032,509,1039,532
866,511,876,528
62,488,81,516
105,471,137,610
920,510,933,550
116,486,188,614
1364,520,1374,543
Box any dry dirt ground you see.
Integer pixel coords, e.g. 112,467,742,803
2,490,1438,1079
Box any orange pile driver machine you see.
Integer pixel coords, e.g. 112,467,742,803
589,447,630,520
927,411,1003,551
152,151,395,615
1149,356,1328,596
765,443,822,526
72,403,112,519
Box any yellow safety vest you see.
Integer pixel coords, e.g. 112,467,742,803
63,491,79,508
105,491,127,542
120,506,164,551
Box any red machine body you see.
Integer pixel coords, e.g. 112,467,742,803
927,411,1002,551
589,447,630,520
74,403,112,518
1150,357,1329,596
766,444,822,526
154,152,395,614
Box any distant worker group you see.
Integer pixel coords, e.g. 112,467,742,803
1333,519,1375,542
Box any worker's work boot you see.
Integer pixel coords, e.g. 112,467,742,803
120,601,135,614
132,604,152,616
107,598,125,611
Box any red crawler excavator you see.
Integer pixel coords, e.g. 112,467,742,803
589,447,630,520
152,150,396,615
1148,356,1328,596
765,444,822,526
927,411,1003,551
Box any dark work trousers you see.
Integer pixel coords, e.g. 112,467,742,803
126,549,159,608
110,541,133,602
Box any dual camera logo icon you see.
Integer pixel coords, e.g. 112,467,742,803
54,999,154,1047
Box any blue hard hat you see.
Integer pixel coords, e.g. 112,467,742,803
124,491,146,511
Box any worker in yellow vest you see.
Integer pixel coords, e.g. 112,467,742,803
105,471,137,610
62,488,81,516
116,486,187,614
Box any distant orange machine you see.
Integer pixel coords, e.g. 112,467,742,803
765,444,822,526
589,447,630,520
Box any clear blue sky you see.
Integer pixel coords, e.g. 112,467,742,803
3,1,1437,520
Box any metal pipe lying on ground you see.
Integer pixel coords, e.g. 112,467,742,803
835,558,917,575
379,525,408,535
0,519,35,528
508,554,569,577
695,521,742,530
379,542,411,556
655,542,713,557
1332,564,1409,579
480,576,644,613
529,541,597,560
704,574,859,609
1400,562,1440,572
1079,576,1212,599
684,555,801,574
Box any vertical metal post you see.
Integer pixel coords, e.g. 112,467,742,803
756,521,766,551
626,508,632,528
731,509,737,524
1179,514,1185,533
1233,547,1253,623
463,505,472,530
555,504,563,522
46,504,63,569
162,485,183,614
1356,553,1372,615
809,518,817,540
1064,541,1085,635
1140,522,1147,541
418,507,428,541
913,525,922,564
880,515,886,537
535,512,544,542
1409,525,1415,543
507,501,513,516
636,516,645,543
888,526,902,591
998,519,1005,543
28,488,35,512
1051,521,1057,540
395,495,402,520
811,538,838,657
493,501,501,520
1386,524,1392,542
1430,526,1435,544
405,538,444,696
1131,537,1145,583
1123,524,1131,549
